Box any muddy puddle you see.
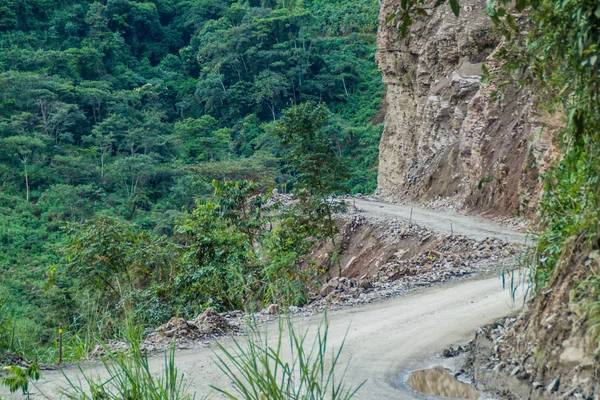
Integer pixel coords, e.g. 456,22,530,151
407,366,479,399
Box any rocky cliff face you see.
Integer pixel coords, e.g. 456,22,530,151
375,0,557,216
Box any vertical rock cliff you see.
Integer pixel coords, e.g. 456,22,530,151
375,0,556,216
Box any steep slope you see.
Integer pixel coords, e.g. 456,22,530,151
375,0,557,216
470,239,600,399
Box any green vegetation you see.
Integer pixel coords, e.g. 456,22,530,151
481,0,600,347
63,339,195,400
61,315,360,400
0,0,383,362
388,0,600,345
214,315,363,400
480,0,600,329
274,101,349,275
1,363,41,399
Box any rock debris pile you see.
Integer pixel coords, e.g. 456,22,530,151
134,211,524,351
467,316,599,399
306,214,522,309
143,308,239,351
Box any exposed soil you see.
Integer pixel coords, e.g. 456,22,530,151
376,0,560,218
304,210,522,311
461,241,600,400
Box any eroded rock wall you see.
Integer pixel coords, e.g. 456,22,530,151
375,0,557,216
470,244,600,399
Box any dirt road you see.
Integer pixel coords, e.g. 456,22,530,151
7,276,524,400
2,200,527,399
353,198,531,244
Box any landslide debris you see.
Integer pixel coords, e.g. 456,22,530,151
102,209,524,353
463,242,600,399
144,308,237,351
306,213,522,308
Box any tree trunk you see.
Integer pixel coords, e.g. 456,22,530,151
24,160,29,202
342,76,349,97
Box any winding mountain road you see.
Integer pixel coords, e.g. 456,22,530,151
3,199,528,400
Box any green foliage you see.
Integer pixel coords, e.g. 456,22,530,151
481,0,600,291
49,179,318,348
62,341,195,400
275,102,349,196
477,0,600,341
175,181,269,311
0,0,383,361
58,215,179,315
0,305,14,358
1,363,40,399
213,315,364,400
274,101,348,275
174,180,314,312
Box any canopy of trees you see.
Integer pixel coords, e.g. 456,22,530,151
0,0,383,358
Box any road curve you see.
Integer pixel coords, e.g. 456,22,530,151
15,277,524,400
353,198,532,244
2,201,529,399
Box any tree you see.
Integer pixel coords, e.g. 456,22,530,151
252,71,290,121
172,116,229,162
40,184,98,223
2,135,46,201
84,114,127,182
77,82,112,123
175,187,260,310
0,0,385,361
274,101,349,275
37,100,84,146
59,215,176,313
108,154,157,219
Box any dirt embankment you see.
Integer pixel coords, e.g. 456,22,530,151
306,212,521,308
465,240,600,399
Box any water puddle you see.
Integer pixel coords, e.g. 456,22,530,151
407,366,479,399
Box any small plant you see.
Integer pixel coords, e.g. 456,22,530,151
62,339,196,400
500,240,537,305
212,314,364,400
1,363,41,399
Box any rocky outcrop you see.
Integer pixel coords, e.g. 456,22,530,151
375,0,557,216
469,243,600,399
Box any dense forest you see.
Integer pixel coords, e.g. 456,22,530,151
0,0,383,360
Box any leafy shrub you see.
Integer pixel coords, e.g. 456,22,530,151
1,363,41,399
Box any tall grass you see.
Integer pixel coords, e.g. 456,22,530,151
500,234,538,305
61,344,195,400
212,314,364,400
61,322,195,400
0,304,13,354
60,314,360,400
